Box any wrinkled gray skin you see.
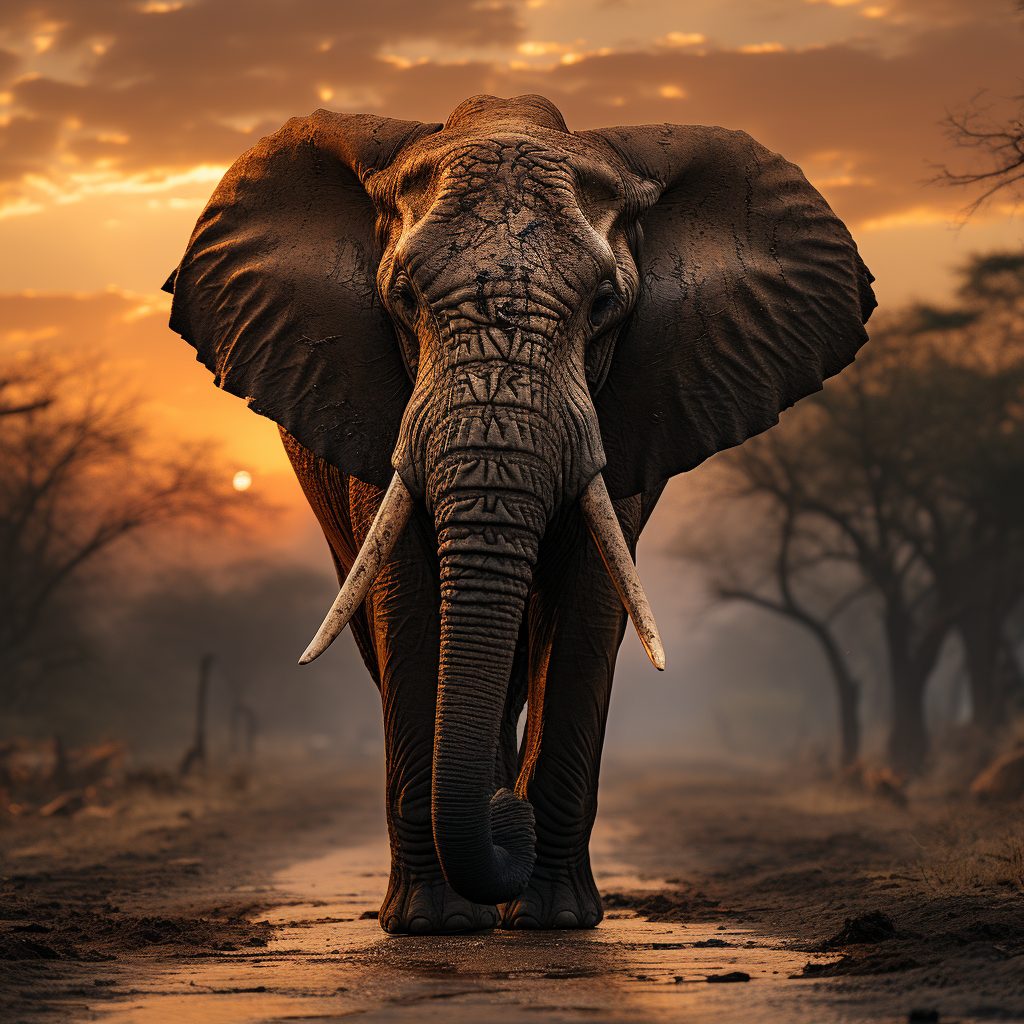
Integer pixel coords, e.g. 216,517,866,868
167,93,875,934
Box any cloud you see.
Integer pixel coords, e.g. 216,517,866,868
0,0,1021,226
353,24,1021,224
0,114,60,183
804,0,1012,25
662,32,706,47
0,0,524,193
885,0,1014,23
569,26,1020,224
0,47,21,79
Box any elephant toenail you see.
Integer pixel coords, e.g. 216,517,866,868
408,916,435,934
385,917,403,934
513,916,542,929
446,914,471,931
553,911,580,928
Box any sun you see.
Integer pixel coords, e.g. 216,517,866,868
232,470,252,491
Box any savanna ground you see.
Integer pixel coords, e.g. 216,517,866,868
1,758,1023,1023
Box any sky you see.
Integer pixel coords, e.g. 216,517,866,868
2,0,1022,482
1,0,1021,755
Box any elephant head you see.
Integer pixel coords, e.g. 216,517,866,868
165,93,874,906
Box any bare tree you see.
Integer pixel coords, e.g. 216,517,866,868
721,396,956,777
679,255,1024,775
678,462,869,768
935,70,1024,216
900,256,1024,730
0,351,252,712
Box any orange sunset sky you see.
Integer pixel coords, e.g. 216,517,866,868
1,0,1022,534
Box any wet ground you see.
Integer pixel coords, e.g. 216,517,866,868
87,836,839,1024
2,762,1023,1023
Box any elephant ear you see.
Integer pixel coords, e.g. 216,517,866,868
583,124,876,499
165,109,442,490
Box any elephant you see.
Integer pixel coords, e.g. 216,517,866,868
164,93,874,934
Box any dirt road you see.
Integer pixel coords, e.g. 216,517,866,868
2,761,1022,1023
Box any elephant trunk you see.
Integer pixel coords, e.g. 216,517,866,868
394,306,606,905
428,468,546,906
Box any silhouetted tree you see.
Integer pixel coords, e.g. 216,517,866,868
677,462,869,768
934,0,1022,217
681,253,1024,775
0,351,248,713
902,255,1024,730
936,94,1024,216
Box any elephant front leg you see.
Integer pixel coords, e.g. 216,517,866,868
500,495,647,930
378,689,498,934
285,442,497,933
356,491,499,935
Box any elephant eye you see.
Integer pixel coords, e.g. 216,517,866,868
393,276,418,316
589,282,617,328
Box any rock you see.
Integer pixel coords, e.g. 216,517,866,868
600,889,720,922
818,911,897,949
6,938,60,960
908,1011,939,1023
706,972,750,983
867,768,908,808
840,760,908,806
797,954,920,978
970,747,1024,801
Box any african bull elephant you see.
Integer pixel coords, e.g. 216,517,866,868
165,93,874,934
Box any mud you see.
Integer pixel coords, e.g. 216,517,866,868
1,762,1023,1023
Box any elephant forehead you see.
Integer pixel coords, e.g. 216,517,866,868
403,207,610,307
387,144,616,287
378,133,628,223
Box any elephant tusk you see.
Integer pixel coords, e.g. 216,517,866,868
579,474,666,671
299,472,414,665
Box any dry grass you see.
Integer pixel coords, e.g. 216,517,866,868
915,815,1024,892
1001,827,1024,891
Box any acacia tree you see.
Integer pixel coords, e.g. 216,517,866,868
930,14,1024,715
899,256,1024,730
0,352,249,712
723,511,866,768
723,387,956,777
682,254,1024,774
676,455,869,767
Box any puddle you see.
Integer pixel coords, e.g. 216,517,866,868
90,828,951,1024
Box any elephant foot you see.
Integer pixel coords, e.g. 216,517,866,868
378,871,498,935
498,860,603,930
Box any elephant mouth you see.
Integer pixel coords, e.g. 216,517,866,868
297,468,665,671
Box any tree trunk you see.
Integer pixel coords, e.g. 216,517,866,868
887,666,929,776
835,670,860,769
959,609,1003,731
719,591,862,767
882,593,954,777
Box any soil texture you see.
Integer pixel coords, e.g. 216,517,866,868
1,761,1022,1022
